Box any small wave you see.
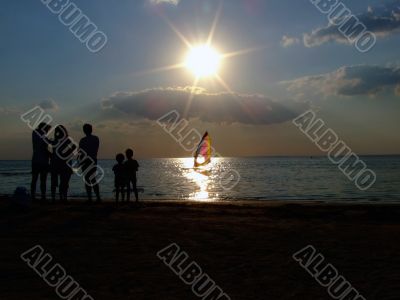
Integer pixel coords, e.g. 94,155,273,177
0,172,31,177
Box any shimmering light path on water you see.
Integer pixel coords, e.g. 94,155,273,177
0,156,399,202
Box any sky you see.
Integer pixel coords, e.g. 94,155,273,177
0,0,399,159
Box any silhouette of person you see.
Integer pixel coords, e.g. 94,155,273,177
112,153,126,204
31,122,51,202
124,149,139,202
50,125,73,203
79,124,101,202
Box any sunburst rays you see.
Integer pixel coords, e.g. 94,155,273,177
206,0,224,47
136,0,263,115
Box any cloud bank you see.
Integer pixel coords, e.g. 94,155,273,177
283,65,400,98
304,2,400,47
101,87,308,125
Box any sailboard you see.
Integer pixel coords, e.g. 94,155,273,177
194,132,212,168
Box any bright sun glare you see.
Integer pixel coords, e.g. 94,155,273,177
185,45,221,78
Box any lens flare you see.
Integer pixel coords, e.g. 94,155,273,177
185,45,221,78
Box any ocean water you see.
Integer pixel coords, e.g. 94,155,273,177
1,157,399,202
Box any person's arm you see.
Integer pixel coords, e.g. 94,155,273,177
96,136,100,153
43,136,53,146
78,139,84,162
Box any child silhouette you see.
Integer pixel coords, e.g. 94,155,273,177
124,149,139,203
112,153,126,204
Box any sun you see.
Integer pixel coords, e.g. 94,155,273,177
185,45,221,78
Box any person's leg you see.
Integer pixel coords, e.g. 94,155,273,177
39,168,48,202
126,180,131,202
87,167,101,202
84,173,93,202
85,185,92,202
31,168,39,201
59,175,63,202
64,172,72,202
115,185,120,204
121,184,125,202
60,172,70,202
93,182,101,202
133,177,139,202
51,171,58,203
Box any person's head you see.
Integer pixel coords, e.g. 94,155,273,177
125,149,134,159
54,125,68,142
36,122,51,135
116,153,125,164
83,124,92,136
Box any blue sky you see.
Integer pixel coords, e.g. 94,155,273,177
1,0,399,158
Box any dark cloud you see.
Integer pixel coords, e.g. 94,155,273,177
283,64,400,98
101,87,308,125
304,2,400,47
38,99,58,111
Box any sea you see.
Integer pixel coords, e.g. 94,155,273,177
1,156,399,202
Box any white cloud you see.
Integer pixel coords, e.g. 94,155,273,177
280,35,300,48
148,0,180,5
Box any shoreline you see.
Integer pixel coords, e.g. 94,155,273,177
3,194,400,206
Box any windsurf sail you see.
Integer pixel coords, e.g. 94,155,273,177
194,132,212,168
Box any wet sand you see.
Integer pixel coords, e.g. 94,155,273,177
0,197,399,299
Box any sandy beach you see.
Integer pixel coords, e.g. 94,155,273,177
0,197,399,299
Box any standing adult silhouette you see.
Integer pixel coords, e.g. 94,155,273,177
79,124,101,202
31,122,51,202
50,125,73,203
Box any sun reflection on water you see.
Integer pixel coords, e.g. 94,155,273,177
179,158,216,201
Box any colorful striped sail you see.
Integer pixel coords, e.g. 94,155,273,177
194,132,212,168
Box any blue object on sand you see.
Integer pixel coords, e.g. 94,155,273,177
12,187,31,208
